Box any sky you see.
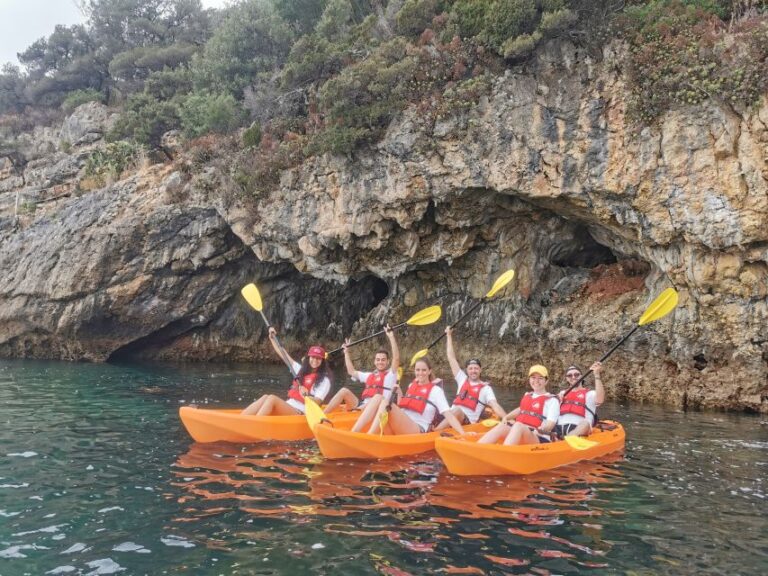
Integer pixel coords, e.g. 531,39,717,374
0,0,230,68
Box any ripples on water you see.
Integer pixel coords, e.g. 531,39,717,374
0,360,766,575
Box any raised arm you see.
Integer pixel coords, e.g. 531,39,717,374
591,361,606,405
268,327,296,369
445,326,462,378
342,339,357,378
385,324,400,374
487,399,507,419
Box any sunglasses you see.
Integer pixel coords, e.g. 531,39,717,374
565,372,581,378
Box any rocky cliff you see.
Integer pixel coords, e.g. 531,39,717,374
1,41,766,412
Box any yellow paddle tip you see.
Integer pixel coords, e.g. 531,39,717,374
409,349,428,367
486,269,515,298
241,283,263,311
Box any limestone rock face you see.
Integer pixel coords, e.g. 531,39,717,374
0,40,765,412
59,102,114,147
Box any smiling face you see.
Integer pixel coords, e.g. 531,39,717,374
528,373,548,393
466,363,482,381
308,356,323,370
374,352,390,372
414,360,432,384
565,368,582,387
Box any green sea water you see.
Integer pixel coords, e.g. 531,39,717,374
0,359,766,575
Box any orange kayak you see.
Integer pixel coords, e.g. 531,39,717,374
179,406,358,443
313,422,488,460
435,421,626,476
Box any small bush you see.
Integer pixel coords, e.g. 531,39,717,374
84,141,143,182
242,123,263,148
179,91,245,138
61,89,104,113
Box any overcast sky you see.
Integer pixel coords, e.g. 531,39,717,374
0,0,230,68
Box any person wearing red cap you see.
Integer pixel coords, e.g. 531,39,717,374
241,327,332,416
478,365,560,446
434,326,506,430
323,324,400,433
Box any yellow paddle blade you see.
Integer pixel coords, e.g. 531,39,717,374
304,397,326,430
485,269,515,298
638,288,679,326
397,367,403,382
564,435,598,450
378,411,388,436
409,348,428,367
241,283,263,312
406,305,442,326
481,418,500,427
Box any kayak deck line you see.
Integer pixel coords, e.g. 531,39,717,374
179,406,357,443
313,422,490,460
435,420,626,476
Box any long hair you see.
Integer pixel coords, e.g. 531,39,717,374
296,355,333,385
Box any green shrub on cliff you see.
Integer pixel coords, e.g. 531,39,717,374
619,0,768,122
179,91,245,138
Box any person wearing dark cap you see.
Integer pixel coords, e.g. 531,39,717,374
241,326,332,416
556,362,605,437
434,326,506,430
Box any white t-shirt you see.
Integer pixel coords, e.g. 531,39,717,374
286,361,331,413
451,370,497,423
521,392,560,426
401,382,451,432
355,369,397,404
557,389,598,427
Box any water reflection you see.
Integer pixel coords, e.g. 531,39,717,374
172,441,627,573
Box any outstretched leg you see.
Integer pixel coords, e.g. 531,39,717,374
477,421,512,444
385,405,422,435
503,422,540,446
241,395,268,415
255,395,300,416
324,387,359,413
434,407,467,431
352,394,383,432
566,420,591,437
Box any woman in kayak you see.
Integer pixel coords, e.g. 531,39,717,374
368,357,465,435
556,361,604,437
434,326,506,430
477,365,559,445
323,325,400,433
241,327,331,416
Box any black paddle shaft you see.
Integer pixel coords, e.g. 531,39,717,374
327,320,408,356
422,299,485,353
561,324,640,398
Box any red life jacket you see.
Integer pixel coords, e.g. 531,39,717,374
287,372,319,403
515,392,553,428
361,371,388,400
398,379,439,414
560,388,596,419
453,380,489,411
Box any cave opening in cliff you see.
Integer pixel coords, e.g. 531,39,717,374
339,275,389,331
549,225,617,269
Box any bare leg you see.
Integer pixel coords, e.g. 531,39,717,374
434,407,467,431
255,395,300,416
241,395,268,415
367,399,389,434
352,395,383,433
477,422,512,444
324,387,359,413
567,420,592,437
503,422,540,446
385,405,422,435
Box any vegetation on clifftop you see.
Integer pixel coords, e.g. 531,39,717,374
1,0,766,191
